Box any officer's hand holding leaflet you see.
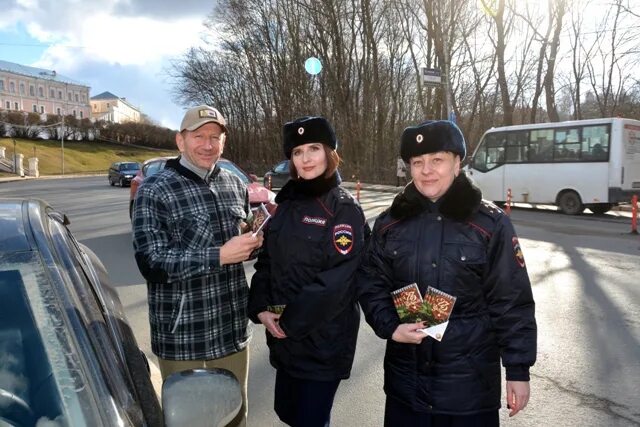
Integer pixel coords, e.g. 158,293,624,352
220,232,263,265
391,322,428,345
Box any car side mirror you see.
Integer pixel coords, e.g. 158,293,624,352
162,368,242,427
248,173,258,183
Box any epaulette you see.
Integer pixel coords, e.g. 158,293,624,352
478,199,505,219
333,186,357,205
465,200,503,242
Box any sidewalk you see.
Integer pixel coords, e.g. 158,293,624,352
0,173,100,183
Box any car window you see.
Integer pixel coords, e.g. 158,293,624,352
218,161,250,184
120,163,140,171
143,160,166,177
0,252,103,427
274,161,289,173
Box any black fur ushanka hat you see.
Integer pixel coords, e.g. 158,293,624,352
283,116,337,159
400,120,466,163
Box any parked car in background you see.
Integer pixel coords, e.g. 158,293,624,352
0,198,240,427
108,161,141,187
129,156,276,218
263,160,291,190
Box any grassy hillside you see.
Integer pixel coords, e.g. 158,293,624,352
0,138,177,176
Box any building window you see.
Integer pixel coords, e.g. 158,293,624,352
80,111,83,119
68,92,72,101
57,107,61,115
32,104,37,112
10,82,15,93
58,90,62,99
14,102,19,110
50,88,55,98
5,101,9,109
40,105,45,114
20,83,25,94
73,110,77,117
30,85,35,96
0,80,4,91
75,93,79,102
38,87,44,97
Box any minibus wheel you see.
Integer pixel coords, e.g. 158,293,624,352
557,190,584,215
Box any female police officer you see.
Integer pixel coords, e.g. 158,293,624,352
358,120,537,426
248,116,368,426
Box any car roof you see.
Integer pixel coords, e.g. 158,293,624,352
0,198,45,253
142,156,240,171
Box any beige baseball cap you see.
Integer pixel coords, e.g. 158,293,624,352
179,105,228,132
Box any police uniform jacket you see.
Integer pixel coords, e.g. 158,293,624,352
132,158,252,361
357,173,537,415
248,174,367,381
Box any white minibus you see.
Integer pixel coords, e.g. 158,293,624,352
465,117,640,214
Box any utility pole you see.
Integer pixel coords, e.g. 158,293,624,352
61,114,65,175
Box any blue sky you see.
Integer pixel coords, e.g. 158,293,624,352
0,0,216,130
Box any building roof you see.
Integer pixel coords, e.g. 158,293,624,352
0,59,87,87
90,91,120,101
90,91,139,112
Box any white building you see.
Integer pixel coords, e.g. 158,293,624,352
90,91,141,124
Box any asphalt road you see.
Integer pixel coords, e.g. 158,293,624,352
1,176,639,426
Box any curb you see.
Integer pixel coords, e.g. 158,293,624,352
148,357,163,401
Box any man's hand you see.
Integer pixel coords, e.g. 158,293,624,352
257,311,287,339
391,322,427,344
506,380,530,417
220,233,263,265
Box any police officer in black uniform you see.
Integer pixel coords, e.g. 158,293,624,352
357,120,537,426
249,116,368,427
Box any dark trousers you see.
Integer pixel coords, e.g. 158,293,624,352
274,369,341,427
384,397,499,427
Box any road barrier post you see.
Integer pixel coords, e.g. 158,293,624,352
506,188,512,216
631,195,638,235
356,180,362,202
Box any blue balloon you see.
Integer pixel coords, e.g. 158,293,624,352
305,57,322,75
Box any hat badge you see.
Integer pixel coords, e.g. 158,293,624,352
416,134,424,143
298,127,305,135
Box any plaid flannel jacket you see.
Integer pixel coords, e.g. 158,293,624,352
132,158,252,360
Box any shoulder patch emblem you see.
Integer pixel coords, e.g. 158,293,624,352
512,236,525,268
333,224,354,255
302,215,327,226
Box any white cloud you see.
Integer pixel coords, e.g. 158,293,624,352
32,14,206,69
0,0,216,129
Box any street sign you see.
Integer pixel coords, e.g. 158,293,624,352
305,57,322,75
422,68,442,86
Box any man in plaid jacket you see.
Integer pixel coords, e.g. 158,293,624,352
132,105,263,427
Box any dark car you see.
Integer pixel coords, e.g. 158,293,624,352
0,199,240,426
108,161,141,187
129,156,276,218
263,160,290,190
